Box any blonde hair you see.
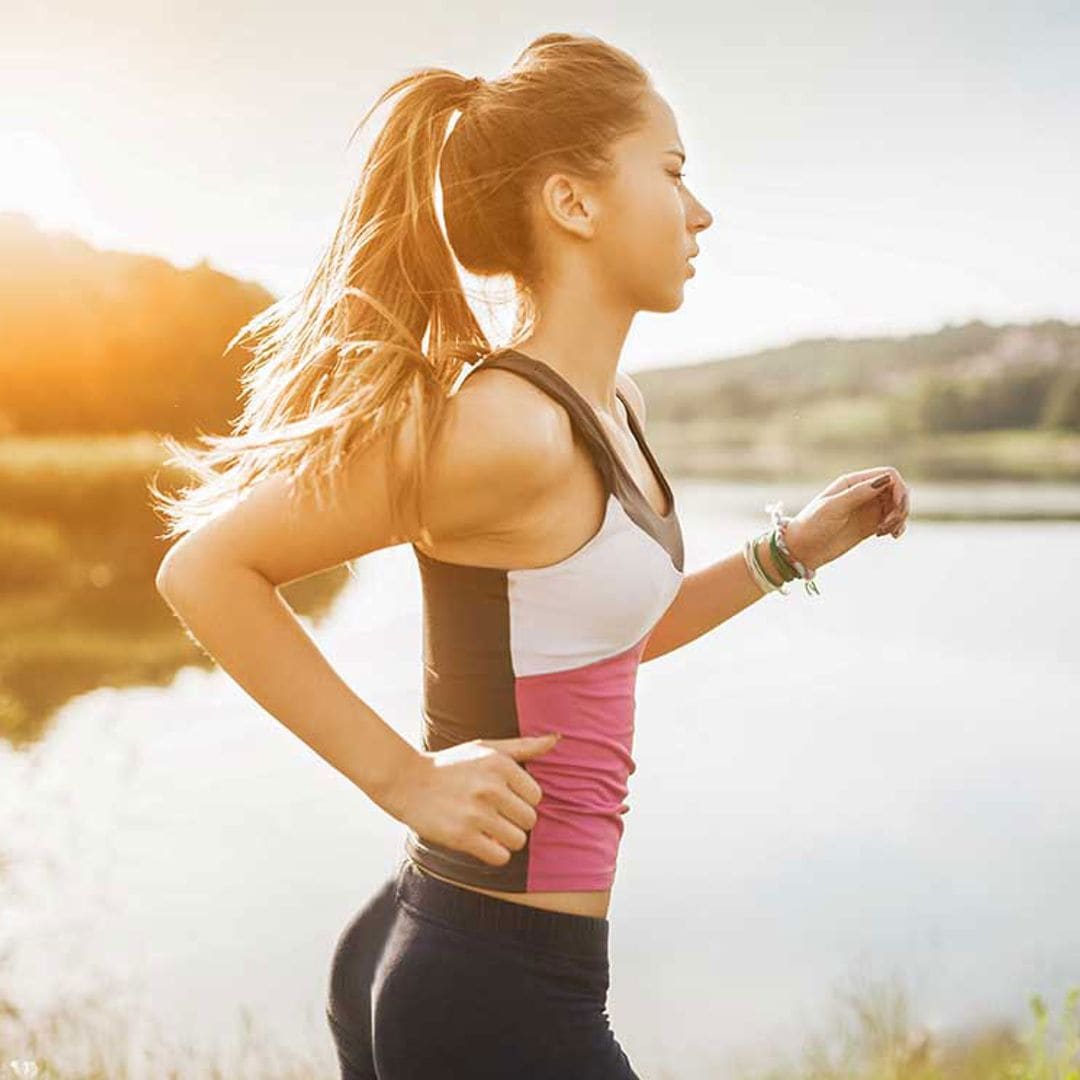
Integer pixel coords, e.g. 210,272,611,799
150,32,651,548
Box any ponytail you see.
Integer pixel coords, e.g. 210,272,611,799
151,34,651,550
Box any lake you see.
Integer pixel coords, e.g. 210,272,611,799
1,478,1077,1078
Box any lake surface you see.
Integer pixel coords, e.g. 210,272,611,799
2,479,1078,1078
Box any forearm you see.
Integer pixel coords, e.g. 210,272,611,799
642,535,786,662
157,555,418,816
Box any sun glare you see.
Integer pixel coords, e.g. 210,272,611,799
0,129,95,234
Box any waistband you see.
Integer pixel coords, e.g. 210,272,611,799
395,856,610,968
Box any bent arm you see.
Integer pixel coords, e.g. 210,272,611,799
157,551,419,814
155,384,565,810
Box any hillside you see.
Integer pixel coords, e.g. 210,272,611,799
0,211,273,436
2,213,1078,479
634,320,1080,480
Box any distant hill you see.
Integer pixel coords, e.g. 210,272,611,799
2,213,1078,478
636,320,1080,431
0,212,274,436
634,320,1080,480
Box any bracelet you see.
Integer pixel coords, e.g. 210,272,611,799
743,532,796,595
743,535,781,595
763,500,821,597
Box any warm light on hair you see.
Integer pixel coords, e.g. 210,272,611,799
149,32,651,547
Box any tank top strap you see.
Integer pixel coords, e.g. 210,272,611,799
466,348,621,494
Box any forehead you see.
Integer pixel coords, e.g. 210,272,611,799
621,89,684,159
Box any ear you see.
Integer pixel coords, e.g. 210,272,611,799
536,171,598,241
615,370,647,427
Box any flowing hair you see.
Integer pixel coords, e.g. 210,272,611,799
149,32,651,549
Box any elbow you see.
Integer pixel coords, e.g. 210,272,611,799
155,541,266,602
155,567,180,601
155,553,186,601
155,539,208,600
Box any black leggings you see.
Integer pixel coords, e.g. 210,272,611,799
325,856,642,1079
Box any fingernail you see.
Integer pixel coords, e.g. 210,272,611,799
871,474,891,488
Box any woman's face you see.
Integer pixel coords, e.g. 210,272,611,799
591,88,714,312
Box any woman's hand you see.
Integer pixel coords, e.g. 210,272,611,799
384,733,561,867
783,466,911,573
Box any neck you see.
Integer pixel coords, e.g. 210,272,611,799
510,285,634,415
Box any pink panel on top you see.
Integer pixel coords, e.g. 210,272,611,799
514,634,648,891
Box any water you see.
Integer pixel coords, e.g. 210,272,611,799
2,479,1078,1078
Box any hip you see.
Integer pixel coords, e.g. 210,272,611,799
326,857,639,1077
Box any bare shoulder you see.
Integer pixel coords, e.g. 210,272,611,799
616,369,647,426
156,365,576,591
418,365,575,546
155,363,641,592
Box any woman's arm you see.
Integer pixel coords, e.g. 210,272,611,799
614,371,787,662
159,548,419,812
640,538,785,662
643,466,910,662
156,394,564,816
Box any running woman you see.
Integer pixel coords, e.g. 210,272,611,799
153,31,911,1079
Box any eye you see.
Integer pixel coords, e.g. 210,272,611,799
669,170,687,185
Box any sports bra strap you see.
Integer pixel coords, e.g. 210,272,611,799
461,346,684,571
465,348,622,496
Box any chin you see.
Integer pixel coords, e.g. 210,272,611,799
651,287,687,313
636,275,688,314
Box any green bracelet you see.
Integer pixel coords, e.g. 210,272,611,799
769,529,799,582
751,531,785,590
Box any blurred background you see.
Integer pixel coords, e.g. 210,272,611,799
1,2,1078,1077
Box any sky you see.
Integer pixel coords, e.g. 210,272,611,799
2,0,1077,372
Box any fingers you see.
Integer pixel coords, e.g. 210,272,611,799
877,485,910,536
464,794,529,863
485,777,540,833
466,830,518,866
822,466,910,515
467,759,545,864
482,811,529,856
836,472,895,510
486,733,561,763
503,761,544,807
819,465,898,498
827,464,909,537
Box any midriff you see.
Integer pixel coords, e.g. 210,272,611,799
412,861,612,919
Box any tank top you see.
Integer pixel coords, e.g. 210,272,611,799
404,348,685,891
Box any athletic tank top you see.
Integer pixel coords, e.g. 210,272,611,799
404,348,685,891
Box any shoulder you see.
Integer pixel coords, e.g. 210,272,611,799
616,369,647,426
417,365,575,545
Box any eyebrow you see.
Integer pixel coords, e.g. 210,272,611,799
665,148,686,163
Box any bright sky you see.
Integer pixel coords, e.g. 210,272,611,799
2,1,1077,371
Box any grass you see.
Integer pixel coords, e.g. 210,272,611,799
1,976,1076,1079
732,978,1080,1080
0,983,328,1079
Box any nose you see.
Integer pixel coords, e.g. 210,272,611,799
692,200,714,234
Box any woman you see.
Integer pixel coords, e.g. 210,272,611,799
152,32,910,1079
